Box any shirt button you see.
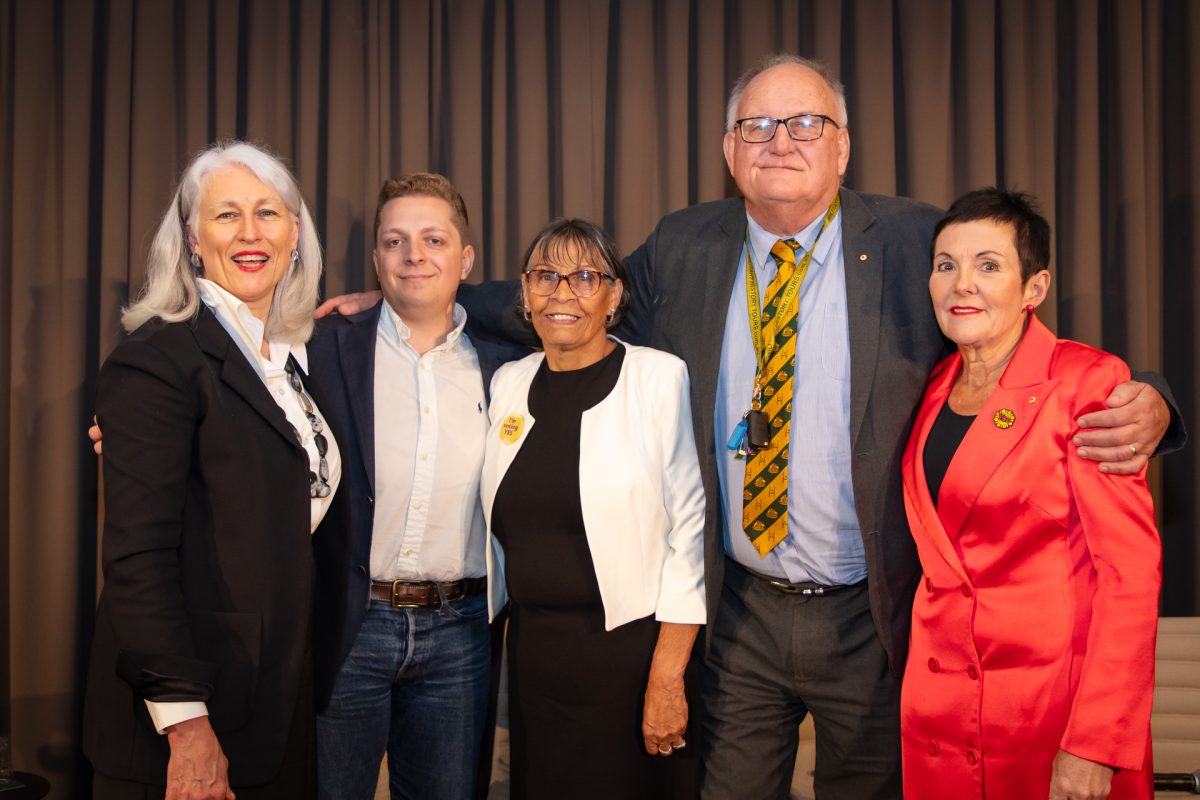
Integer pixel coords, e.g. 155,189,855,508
420,453,428,461
423,406,430,414
966,748,978,766
927,741,940,757
967,665,979,680
414,502,422,511
928,657,940,673
925,578,934,593
404,549,413,557
960,582,973,598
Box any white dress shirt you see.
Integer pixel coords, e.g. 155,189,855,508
145,278,342,734
371,300,488,581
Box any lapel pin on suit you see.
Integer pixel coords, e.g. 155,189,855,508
993,408,1016,429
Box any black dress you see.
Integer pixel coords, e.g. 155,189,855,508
492,344,688,799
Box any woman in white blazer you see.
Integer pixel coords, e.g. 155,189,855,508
481,218,706,799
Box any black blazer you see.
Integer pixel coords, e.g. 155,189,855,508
83,307,323,786
306,303,527,712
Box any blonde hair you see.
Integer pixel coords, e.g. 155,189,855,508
373,173,471,244
122,140,324,344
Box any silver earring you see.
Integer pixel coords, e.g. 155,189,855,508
606,308,616,325
189,252,201,269
290,249,300,267
522,307,532,322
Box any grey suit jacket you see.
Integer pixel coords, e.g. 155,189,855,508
620,188,947,674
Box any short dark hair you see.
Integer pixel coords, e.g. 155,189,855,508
517,218,631,327
373,173,471,243
933,187,1051,281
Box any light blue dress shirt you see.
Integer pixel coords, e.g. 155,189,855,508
714,209,867,585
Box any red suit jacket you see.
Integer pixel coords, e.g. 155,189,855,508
899,316,1160,799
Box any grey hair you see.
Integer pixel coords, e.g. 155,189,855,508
725,54,849,132
121,140,324,345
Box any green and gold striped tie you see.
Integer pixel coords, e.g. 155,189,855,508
742,238,805,557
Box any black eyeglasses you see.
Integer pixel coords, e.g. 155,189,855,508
523,268,616,298
735,114,840,143
284,360,332,499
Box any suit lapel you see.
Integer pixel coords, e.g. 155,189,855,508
336,305,382,495
482,362,539,524
840,189,884,447
934,317,1060,541
903,357,970,582
469,335,513,405
192,308,300,449
688,199,751,458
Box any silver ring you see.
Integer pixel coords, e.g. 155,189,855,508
1130,443,1138,456
658,747,673,756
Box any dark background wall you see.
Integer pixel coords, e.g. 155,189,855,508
1,0,1197,795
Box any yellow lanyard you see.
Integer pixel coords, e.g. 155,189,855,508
743,195,841,405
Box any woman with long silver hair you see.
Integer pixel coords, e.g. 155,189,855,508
83,140,340,799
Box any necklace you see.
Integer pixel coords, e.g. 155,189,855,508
284,359,332,499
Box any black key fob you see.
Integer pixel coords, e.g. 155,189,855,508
746,409,771,450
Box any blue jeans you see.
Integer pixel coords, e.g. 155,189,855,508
316,590,490,800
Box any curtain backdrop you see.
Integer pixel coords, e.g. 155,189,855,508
2,0,1197,795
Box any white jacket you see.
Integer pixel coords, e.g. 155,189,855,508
482,342,706,630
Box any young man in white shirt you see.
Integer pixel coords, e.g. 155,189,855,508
308,175,524,800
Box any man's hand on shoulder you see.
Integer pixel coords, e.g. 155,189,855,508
164,716,236,800
1074,379,1168,475
314,290,383,319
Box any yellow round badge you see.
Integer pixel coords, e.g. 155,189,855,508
499,415,524,443
992,408,1016,429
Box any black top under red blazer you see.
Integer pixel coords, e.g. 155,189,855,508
83,307,326,786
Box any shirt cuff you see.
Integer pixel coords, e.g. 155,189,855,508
144,700,209,734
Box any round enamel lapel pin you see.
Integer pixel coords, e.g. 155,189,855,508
992,408,1016,429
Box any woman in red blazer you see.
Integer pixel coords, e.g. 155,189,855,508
900,188,1160,800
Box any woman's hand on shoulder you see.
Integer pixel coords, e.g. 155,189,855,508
1048,749,1113,800
314,290,382,318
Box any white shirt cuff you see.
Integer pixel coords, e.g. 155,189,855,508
144,700,209,734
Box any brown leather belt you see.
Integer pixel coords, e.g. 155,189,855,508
369,577,487,608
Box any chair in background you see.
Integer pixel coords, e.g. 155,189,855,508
1154,617,1200,798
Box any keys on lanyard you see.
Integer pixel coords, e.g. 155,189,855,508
727,383,771,459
